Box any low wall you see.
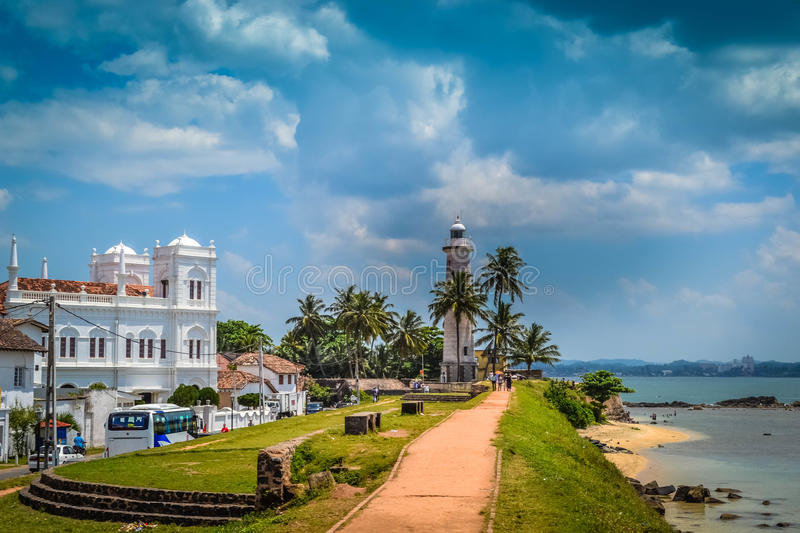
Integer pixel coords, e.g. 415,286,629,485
256,430,324,510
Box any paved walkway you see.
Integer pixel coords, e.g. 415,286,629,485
339,390,510,533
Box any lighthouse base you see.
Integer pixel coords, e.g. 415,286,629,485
440,361,478,383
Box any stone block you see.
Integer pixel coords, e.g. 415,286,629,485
345,414,372,435
401,401,423,415
308,471,335,491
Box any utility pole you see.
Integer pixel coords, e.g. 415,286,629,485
44,296,55,469
258,339,264,424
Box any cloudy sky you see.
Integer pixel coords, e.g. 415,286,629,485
1,0,799,362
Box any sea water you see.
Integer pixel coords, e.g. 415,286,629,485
628,407,800,532
619,377,800,404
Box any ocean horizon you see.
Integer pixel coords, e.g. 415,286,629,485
609,376,800,404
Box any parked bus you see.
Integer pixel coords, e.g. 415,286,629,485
105,404,199,457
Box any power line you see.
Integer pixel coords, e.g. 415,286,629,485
55,303,237,358
2,299,48,313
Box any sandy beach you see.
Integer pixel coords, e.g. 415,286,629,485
578,422,691,478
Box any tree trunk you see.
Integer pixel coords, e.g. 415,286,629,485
354,335,361,403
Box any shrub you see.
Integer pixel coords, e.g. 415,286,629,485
198,387,220,407
9,401,36,457
88,382,107,390
57,412,82,434
168,384,200,407
308,382,332,405
579,370,634,420
543,381,595,429
237,393,261,409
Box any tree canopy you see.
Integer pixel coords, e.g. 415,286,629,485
217,320,273,353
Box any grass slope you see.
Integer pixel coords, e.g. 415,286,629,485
494,382,672,533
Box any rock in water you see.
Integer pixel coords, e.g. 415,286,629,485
715,487,741,493
762,500,771,505
655,485,676,496
687,485,710,503
720,513,741,520
727,492,742,500
642,495,665,515
673,485,690,502
705,497,725,504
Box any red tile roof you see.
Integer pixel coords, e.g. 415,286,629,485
0,278,154,314
231,352,305,374
0,319,47,352
216,370,278,393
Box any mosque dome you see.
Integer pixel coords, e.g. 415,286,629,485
168,233,201,247
105,241,137,255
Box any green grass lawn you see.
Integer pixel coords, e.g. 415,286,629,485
493,381,672,533
1,394,488,533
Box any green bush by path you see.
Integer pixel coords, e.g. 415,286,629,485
494,382,672,533
543,380,595,428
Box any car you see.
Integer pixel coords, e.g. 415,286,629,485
306,402,323,414
28,444,86,471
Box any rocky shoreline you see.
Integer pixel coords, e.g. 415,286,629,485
624,395,800,409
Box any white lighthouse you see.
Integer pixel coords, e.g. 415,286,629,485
441,216,477,383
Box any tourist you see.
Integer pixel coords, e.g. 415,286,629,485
423,384,430,393
489,372,497,391
372,386,379,402
221,423,229,433
506,374,512,391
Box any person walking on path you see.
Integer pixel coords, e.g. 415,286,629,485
489,372,496,391
505,374,512,391
372,386,379,403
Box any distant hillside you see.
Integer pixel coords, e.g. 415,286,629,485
513,359,800,377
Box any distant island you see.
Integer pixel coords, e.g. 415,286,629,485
520,355,800,377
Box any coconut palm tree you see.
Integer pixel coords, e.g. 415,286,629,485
286,294,330,372
476,302,525,377
337,290,393,400
327,285,356,316
478,246,527,375
429,271,487,382
390,310,429,378
511,322,562,372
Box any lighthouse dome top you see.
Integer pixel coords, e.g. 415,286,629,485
105,242,137,255
168,233,201,247
450,216,466,232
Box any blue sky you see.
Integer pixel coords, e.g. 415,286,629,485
1,0,799,362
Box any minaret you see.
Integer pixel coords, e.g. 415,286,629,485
117,246,127,296
41,257,48,279
441,216,476,382
8,234,19,290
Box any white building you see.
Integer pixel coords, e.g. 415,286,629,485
0,319,47,462
440,217,477,382
1,233,219,403
231,352,305,393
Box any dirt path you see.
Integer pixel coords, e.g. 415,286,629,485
337,390,510,533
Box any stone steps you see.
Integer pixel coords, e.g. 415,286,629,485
19,471,255,526
19,487,234,526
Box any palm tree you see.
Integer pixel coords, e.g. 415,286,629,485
390,310,429,379
476,302,525,377
337,290,393,400
478,246,527,375
478,246,527,305
286,294,329,372
511,322,562,372
327,285,356,316
429,271,487,382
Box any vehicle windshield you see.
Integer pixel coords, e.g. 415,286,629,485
109,412,149,430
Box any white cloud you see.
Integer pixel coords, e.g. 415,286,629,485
0,189,11,210
180,0,329,64
725,50,800,112
271,114,300,149
223,251,255,277
423,142,793,235
757,226,800,271
678,287,735,308
407,65,465,141
618,277,657,306
100,45,170,77
632,152,732,191
625,24,690,59
0,74,290,194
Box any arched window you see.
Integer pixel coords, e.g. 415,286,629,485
125,333,134,359
186,326,206,360
187,266,208,301
139,329,156,359
89,328,106,359
59,327,79,358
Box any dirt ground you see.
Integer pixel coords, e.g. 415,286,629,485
338,390,510,533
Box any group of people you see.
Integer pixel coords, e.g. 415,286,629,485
489,373,513,391
410,380,430,393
